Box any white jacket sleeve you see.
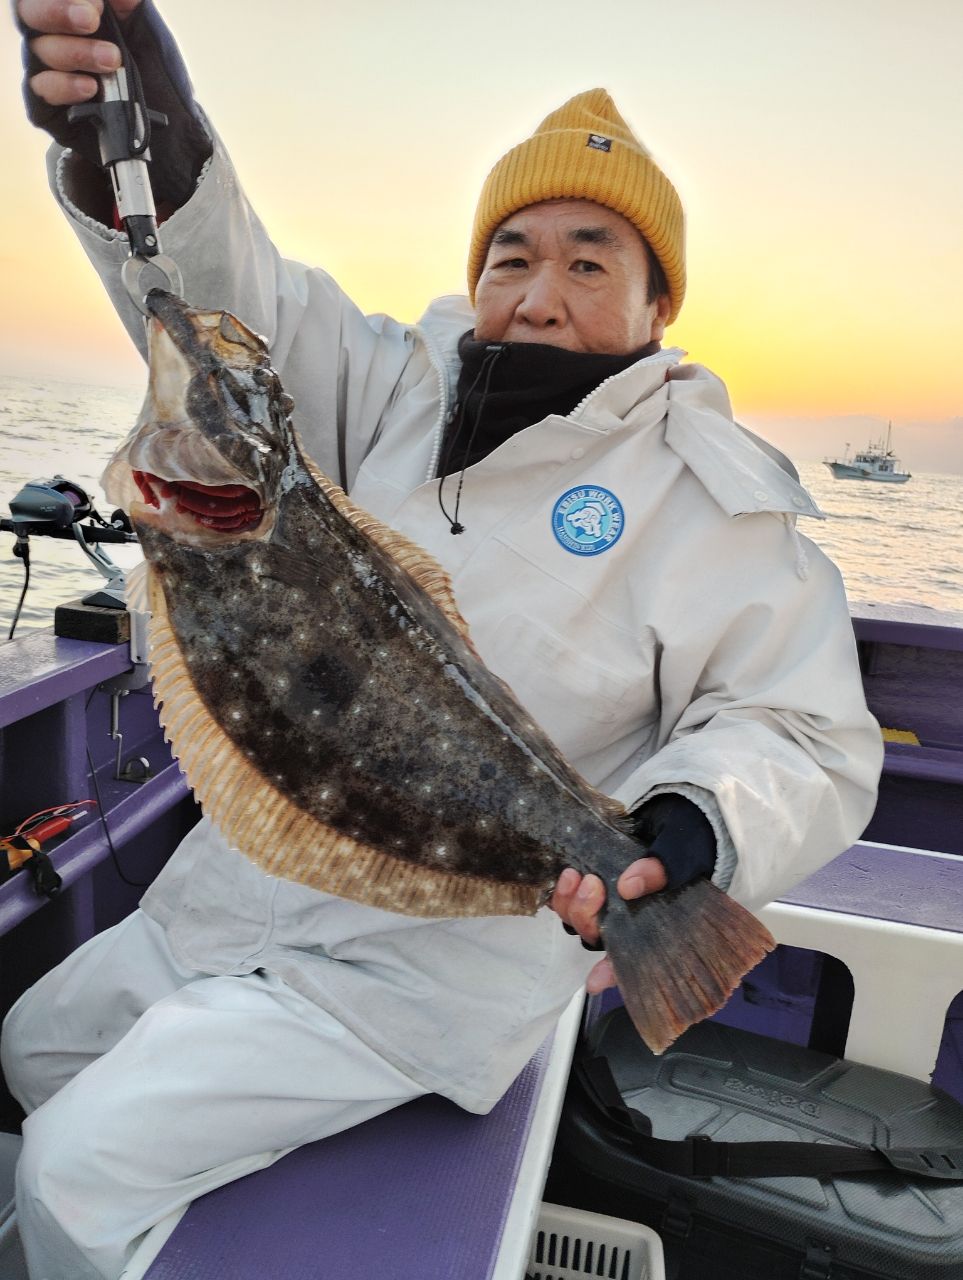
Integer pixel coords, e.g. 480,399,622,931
613,514,883,911
47,128,426,491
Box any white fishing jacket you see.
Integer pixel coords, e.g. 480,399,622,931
49,136,882,1111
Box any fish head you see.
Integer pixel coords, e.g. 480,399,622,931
103,290,296,547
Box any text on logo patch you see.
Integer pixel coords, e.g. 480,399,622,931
552,486,624,556
587,133,612,152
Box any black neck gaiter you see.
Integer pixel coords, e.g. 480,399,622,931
436,331,660,532
438,331,661,478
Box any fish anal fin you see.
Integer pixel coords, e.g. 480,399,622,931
301,451,470,639
601,878,775,1054
147,570,538,919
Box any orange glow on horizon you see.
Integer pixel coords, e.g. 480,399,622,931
0,1,959,472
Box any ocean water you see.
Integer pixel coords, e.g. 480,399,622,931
797,460,962,617
0,374,145,635
0,372,960,636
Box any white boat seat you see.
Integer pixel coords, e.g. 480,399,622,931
759,840,963,1082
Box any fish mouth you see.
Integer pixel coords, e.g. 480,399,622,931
131,470,273,543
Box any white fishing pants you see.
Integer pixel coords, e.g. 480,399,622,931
0,910,426,1280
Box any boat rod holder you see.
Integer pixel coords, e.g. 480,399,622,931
2,477,139,608
107,687,151,783
2,477,149,689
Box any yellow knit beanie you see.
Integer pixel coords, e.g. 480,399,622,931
467,89,685,323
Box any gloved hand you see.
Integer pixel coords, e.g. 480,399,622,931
549,793,717,992
628,792,717,890
16,0,211,209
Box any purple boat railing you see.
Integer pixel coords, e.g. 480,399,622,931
853,601,963,857
0,630,198,1131
710,603,963,1092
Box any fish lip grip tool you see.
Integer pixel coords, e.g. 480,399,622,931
67,10,182,312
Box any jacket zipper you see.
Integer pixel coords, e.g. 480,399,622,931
414,324,454,484
569,353,677,420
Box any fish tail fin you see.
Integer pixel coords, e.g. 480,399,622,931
600,879,775,1054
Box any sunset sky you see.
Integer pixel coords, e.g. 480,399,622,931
1,0,960,469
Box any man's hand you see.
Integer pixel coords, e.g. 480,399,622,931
550,859,668,993
17,1,141,108
551,795,718,993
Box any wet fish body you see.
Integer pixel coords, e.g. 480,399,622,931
113,290,774,1053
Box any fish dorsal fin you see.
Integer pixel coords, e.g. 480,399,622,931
146,565,540,918
301,453,469,638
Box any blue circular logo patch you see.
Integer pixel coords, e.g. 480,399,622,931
552,486,625,556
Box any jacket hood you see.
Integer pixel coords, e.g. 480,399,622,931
665,370,823,521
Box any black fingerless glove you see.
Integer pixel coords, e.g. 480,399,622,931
19,0,212,209
563,793,717,951
628,792,717,889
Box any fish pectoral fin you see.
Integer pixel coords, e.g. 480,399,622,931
300,450,471,640
261,544,344,593
601,880,775,1054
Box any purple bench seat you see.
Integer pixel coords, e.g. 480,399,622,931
131,995,585,1280
140,1042,554,1280
780,839,963,933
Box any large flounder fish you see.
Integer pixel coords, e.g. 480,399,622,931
108,289,774,1054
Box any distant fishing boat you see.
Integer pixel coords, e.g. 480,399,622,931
824,422,911,483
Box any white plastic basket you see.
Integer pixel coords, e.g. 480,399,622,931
526,1202,665,1280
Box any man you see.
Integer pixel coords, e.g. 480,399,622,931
4,3,882,1277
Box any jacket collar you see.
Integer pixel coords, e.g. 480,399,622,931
417,297,823,521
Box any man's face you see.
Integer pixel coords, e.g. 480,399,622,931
473,200,670,355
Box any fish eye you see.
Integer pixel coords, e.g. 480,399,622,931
219,314,258,351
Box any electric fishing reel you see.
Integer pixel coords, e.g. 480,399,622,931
2,473,134,544
7,476,93,531
1,474,139,640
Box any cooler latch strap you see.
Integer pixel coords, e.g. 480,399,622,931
799,1240,835,1280
659,1193,694,1242
882,1146,963,1180
577,1053,963,1182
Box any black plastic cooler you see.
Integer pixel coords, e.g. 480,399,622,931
546,1009,963,1280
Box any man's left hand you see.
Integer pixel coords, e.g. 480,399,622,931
550,859,668,993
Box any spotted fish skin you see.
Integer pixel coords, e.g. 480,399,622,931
138,468,644,893
120,289,775,1053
